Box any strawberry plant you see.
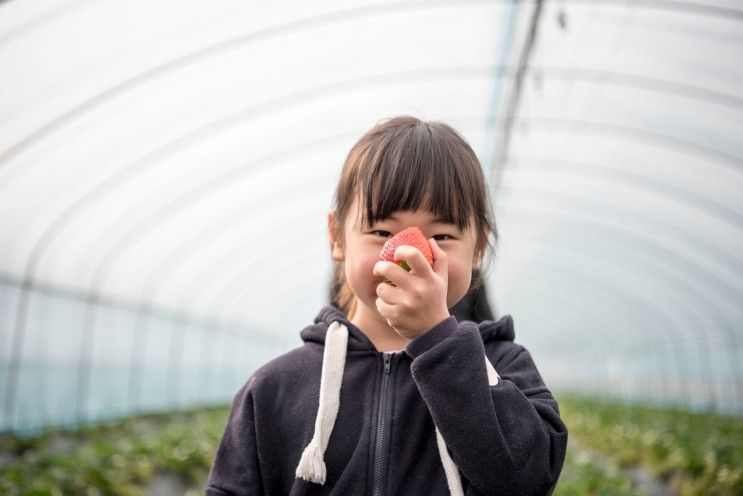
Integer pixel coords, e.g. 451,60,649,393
557,393,743,496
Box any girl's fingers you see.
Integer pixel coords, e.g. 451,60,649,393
375,297,397,322
373,260,410,288
376,280,401,303
429,238,448,281
393,245,434,276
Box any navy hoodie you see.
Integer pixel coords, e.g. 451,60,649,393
206,305,568,495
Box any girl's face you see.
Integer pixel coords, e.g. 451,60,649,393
328,195,483,323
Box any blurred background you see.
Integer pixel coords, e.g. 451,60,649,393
1,0,741,495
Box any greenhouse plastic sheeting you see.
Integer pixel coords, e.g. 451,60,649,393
0,0,741,434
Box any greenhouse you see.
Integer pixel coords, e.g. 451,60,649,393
1,1,741,495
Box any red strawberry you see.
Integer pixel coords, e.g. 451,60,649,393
378,226,434,272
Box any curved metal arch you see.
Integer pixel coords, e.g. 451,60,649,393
198,224,327,324
491,258,696,356
507,155,743,227
495,280,645,356
499,284,684,405
163,318,267,409
0,276,283,426
507,246,721,407
73,286,286,420
561,0,743,21
112,151,346,412
501,240,718,402
550,118,741,169
133,151,348,305
533,67,743,112
500,182,741,285
135,184,336,309
500,200,741,405
78,206,318,418
0,0,99,44
529,0,643,177
122,192,333,413
492,2,743,188
142,193,330,310
499,185,743,299
493,117,743,196
0,269,282,343
122,180,332,411
510,75,743,184
497,197,742,327
3,6,741,182
175,225,325,403
0,0,510,171
2,0,738,48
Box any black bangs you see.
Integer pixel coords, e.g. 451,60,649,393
358,123,477,230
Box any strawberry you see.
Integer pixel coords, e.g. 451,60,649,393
378,226,434,272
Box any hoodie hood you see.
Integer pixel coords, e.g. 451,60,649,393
301,305,515,350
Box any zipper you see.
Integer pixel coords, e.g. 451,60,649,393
371,352,393,496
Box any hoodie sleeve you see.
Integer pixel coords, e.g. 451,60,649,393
205,377,264,496
405,317,568,496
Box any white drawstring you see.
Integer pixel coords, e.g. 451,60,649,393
436,354,500,495
296,320,501,496
295,321,348,484
435,427,465,496
485,354,501,386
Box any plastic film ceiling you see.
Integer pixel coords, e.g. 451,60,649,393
0,0,741,433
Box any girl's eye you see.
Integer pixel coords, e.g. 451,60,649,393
372,230,392,238
433,234,452,241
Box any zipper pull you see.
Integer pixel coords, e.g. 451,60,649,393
383,353,392,373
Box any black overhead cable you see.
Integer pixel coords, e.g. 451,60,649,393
491,0,544,193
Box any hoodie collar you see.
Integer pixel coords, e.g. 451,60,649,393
300,305,377,351
301,305,515,350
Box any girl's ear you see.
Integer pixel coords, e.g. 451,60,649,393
473,226,490,269
327,211,345,261
473,250,483,270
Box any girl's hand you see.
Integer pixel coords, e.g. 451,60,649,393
372,238,450,339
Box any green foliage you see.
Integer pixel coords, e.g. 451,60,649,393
554,441,644,496
1,395,741,495
557,393,743,496
0,406,230,496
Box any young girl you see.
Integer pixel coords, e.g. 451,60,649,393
206,116,568,496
